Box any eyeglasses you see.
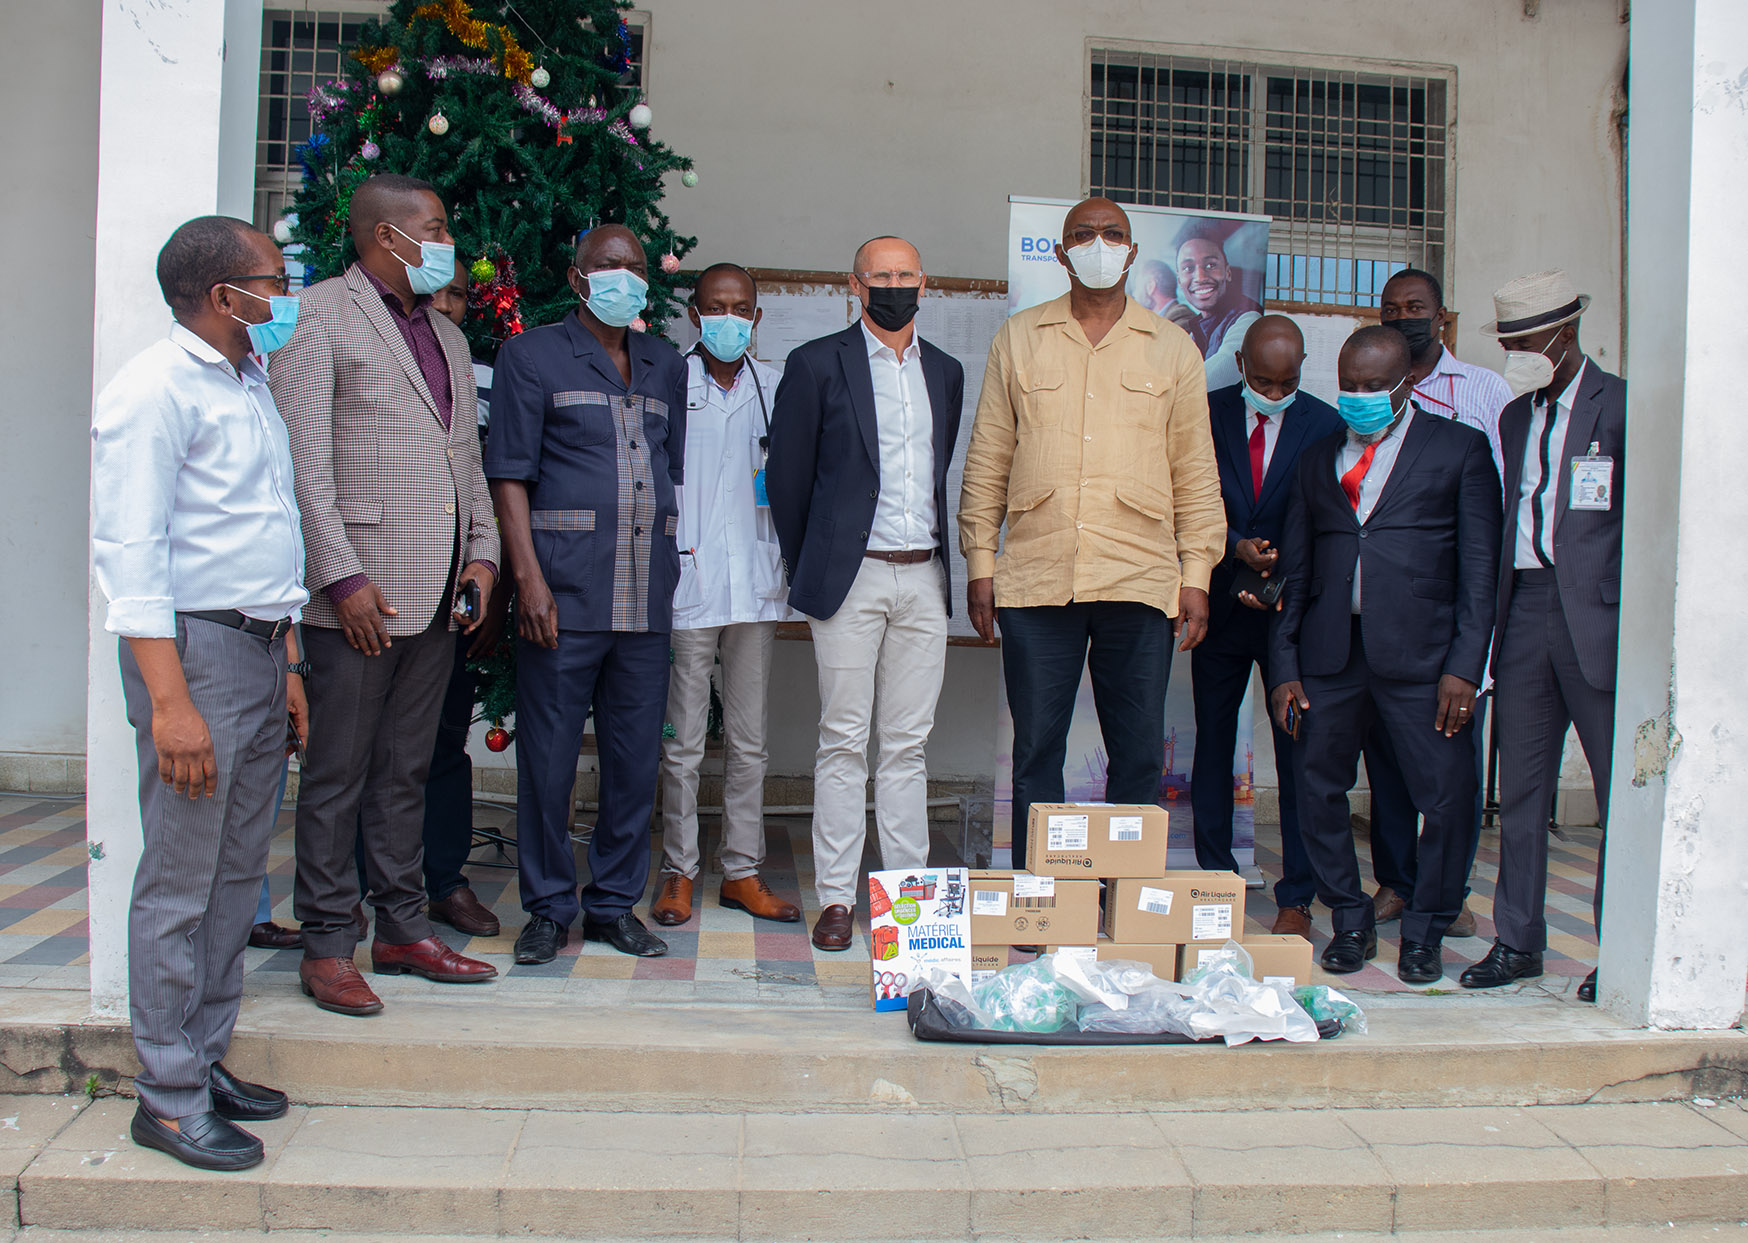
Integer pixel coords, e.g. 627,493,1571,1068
855,270,923,288
1067,227,1128,247
219,273,292,295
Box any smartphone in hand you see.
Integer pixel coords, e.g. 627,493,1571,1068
453,581,481,625
1285,699,1304,742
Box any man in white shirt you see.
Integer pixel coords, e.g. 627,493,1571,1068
653,265,799,927
91,217,309,1172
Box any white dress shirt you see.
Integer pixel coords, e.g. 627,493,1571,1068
1412,346,1510,481
92,323,308,638
861,321,937,551
1513,360,1588,570
672,353,789,628
1334,403,1417,613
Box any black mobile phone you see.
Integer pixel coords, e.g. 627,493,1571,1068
454,581,481,624
1284,699,1304,742
285,717,303,761
1231,566,1285,607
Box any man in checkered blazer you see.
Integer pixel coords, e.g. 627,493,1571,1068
271,174,500,1015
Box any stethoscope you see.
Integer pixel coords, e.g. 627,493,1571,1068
691,345,770,454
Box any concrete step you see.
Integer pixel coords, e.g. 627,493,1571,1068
9,1095,1748,1238
3,989,1746,1116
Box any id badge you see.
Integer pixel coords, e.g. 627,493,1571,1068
1569,455,1614,511
752,467,770,508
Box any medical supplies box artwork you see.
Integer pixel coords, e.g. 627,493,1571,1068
868,867,973,1011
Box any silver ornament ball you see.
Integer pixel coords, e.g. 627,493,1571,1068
376,69,404,96
628,102,653,129
681,169,699,187
272,219,293,244
427,111,450,136
530,66,550,89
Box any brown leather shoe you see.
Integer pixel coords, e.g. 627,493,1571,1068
429,887,500,938
811,903,854,951
1270,904,1313,938
247,921,301,950
1448,901,1478,938
353,902,370,941
299,956,383,1016
371,936,497,983
651,873,694,926
1372,886,1406,923
720,874,801,923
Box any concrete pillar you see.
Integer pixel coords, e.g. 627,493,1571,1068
85,0,242,1014
1602,0,1748,1028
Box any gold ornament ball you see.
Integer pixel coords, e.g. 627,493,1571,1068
428,111,450,136
376,69,404,96
530,66,550,89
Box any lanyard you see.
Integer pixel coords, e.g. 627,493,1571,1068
1413,372,1458,416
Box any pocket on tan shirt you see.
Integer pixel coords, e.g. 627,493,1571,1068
1119,369,1172,429
1015,368,1066,428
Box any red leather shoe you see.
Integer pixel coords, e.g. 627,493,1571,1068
299,956,383,1016
370,936,497,983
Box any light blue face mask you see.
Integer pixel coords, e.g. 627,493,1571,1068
1335,384,1405,436
388,224,456,297
697,313,753,362
585,267,649,327
1239,364,1296,418
227,285,300,354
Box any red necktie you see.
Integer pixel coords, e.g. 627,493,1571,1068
1340,443,1377,512
1249,414,1269,502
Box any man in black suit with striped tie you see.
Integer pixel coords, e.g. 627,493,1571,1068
1460,272,1624,1002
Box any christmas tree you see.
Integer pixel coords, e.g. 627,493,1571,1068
282,0,697,358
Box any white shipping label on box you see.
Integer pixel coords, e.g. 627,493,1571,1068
1191,904,1234,941
1137,885,1174,915
1109,815,1144,842
971,969,999,985
1263,975,1295,987
1193,946,1240,971
867,868,972,1012
1046,814,1089,851
972,889,1008,917
1055,946,1098,965
1012,874,1056,900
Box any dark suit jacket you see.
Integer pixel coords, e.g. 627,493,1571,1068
1206,384,1343,631
766,324,964,620
1491,359,1626,691
1271,405,1503,687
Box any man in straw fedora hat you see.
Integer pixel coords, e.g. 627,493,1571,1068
1459,270,1625,1003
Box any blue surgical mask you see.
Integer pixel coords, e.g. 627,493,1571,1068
585,267,649,327
1336,384,1405,437
1240,365,1296,418
698,313,753,362
227,285,300,354
388,224,456,296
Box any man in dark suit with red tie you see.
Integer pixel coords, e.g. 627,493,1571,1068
1191,316,1340,936
1270,326,1502,985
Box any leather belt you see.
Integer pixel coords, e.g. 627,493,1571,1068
864,548,935,565
1513,568,1558,586
181,609,292,641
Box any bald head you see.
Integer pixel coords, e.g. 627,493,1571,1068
1056,197,1137,291
1233,315,1307,403
851,235,921,280
574,224,645,274
1342,324,1412,379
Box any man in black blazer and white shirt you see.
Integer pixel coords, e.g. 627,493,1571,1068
1270,326,1502,985
1459,272,1624,1002
766,235,964,952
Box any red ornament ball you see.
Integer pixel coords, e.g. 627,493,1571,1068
484,726,511,753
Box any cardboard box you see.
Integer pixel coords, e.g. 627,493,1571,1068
968,870,1100,946
971,945,1010,983
867,867,972,1011
1044,940,1181,981
1180,935,1313,988
1025,803,1170,877
1104,872,1246,944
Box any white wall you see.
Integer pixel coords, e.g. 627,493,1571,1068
0,6,101,765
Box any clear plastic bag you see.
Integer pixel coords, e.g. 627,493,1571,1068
1293,984,1368,1036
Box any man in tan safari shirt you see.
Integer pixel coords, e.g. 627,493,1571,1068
960,196,1225,868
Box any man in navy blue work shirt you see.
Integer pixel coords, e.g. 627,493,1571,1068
485,225,687,964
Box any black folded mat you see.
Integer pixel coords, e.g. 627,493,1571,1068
905,988,1344,1044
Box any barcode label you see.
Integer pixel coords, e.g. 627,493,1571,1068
1109,815,1143,841
1012,874,1055,900
1137,885,1173,915
1263,975,1295,987
971,969,998,985
1195,947,1239,970
972,890,1007,917
1056,946,1098,965
1014,893,1057,910
1046,814,1088,851
1191,904,1234,941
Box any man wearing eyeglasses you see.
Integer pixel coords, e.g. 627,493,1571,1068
766,237,965,952
960,197,1225,871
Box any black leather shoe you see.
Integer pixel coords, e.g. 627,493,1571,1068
1398,939,1445,985
514,915,567,965
1319,929,1378,974
209,1062,288,1121
1459,941,1544,990
583,911,668,957
130,1104,264,1172
1577,969,1597,1003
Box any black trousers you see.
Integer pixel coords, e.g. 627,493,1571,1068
1365,696,1488,900
999,601,1170,870
1294,620,1479,944
420,629,477,901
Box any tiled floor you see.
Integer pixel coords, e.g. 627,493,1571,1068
0,791,1600,1004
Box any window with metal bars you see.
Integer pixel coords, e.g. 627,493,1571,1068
253,6,648,233
1089,50,1451,307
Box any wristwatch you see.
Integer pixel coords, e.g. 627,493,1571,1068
286,661,313,678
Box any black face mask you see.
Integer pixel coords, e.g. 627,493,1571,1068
863,285,920,332
1386,315,1437,359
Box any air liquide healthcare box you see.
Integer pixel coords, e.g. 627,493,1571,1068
867,867,972,1011
968,871,1100,945
1026,804,1170,877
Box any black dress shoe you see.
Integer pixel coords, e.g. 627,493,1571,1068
583,911,668,957
1577,969,1597,1003
1397,939,1445,985
210,1062,288,1121
1319,929,1378,974
514,915,568,965
1459,941,1544,990
130,1104,263,1172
